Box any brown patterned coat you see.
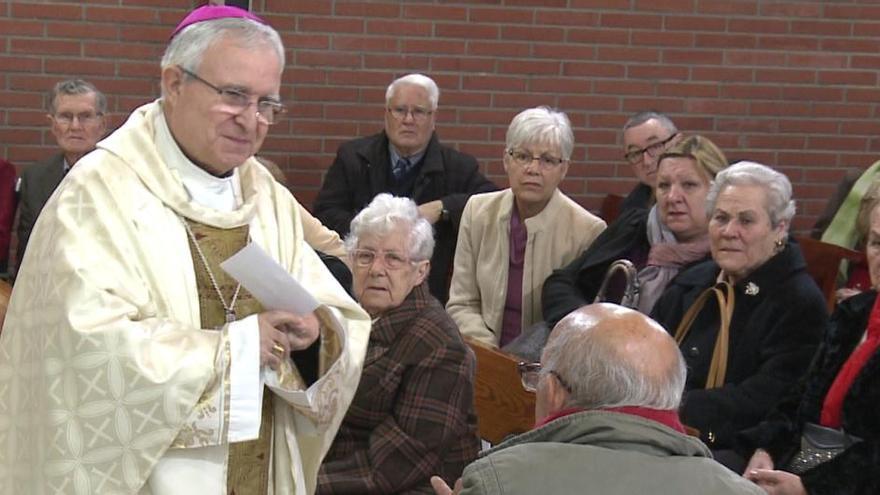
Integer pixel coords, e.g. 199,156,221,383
317,283,479,494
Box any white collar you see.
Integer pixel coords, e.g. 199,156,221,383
154,109,242,213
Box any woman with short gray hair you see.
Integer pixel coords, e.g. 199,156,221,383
318,193,478,494
652,161,827,470
447,106,606,349
706,160,797,235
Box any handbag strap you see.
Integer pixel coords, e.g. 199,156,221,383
673,282,735,389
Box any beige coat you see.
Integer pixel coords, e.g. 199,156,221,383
447,189,605,346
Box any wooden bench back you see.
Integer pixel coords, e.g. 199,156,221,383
466,338,536,445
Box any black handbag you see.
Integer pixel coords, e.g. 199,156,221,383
786,422,862,474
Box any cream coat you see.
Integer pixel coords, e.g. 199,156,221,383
0,101,371,494
447,189,605,346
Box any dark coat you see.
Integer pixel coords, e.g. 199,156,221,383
313,131,496,303
317,283,480,494
16,153,67,271
736,290,880,495
651,242,827,449
541,208,649,329
619,182,653,214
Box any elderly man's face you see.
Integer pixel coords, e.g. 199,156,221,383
351,228,429,317
162,35,281,176
384,83,436,157
50,92,106,162
623,118,677,187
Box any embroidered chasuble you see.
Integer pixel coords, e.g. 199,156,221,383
183,219,275,494
0,100,372,494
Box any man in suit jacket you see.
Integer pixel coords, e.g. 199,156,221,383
619,111,680,214
15,79,107,270
313,73,496,303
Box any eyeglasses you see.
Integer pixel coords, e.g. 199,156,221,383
351,249,414,270
53,111,103,126
506,149,566,169
387,106,433,122
179,67,286,125
516,362,572,393
623,133,678,164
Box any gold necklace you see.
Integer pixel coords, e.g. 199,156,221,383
180,217,242,323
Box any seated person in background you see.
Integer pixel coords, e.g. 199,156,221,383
542,135,728,328
447,106,606,348
16,78,107,271
816,176,880,304
651,162,826,469
318,193,479,494
0,158,15,275
737,191,880,495
810,168,863,241
313,73,496,303
619,110,680,214
431,303,763,495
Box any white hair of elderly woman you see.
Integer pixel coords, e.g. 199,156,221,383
345,193,435,261
505,106,574,161
385,74,440,110
706,160,796,228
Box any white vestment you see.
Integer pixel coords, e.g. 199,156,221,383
0,100,371,494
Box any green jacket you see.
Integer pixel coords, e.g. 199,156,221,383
460,410,764,495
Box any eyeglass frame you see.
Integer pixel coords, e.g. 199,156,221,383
350,248,422,271
516,361,572,393
386,105,434,122
178,66,286,125
623,132,679,165
506,149,567,169
52,111,104,126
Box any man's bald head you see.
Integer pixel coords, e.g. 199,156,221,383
541,303,686,412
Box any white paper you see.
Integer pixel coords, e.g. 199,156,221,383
220,243,320,315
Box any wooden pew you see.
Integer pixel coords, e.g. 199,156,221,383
796,236,864,312
466,338,536,445
600,193,625,224
0,280,11,333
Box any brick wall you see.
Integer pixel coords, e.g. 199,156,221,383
2,0,880,233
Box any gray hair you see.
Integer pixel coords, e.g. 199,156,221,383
542,309,687,411
623,110,678,134
505,106,574,161
48,79,107,115
345,193,435,261
706,161,796,229
160,17,285,95
385,74,440,110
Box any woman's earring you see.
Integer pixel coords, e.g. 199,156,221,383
774,238,784,249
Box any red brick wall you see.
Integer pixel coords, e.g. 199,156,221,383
2,0,880,233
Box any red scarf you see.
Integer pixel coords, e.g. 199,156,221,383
820,294,880,428
535,406,686,434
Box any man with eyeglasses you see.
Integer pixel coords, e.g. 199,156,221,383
314,73,496,303
620,111,680,214
14,78,107,272
431,304,763,495
0,6,370,494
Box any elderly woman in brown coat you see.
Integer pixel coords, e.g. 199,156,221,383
317,193,479,494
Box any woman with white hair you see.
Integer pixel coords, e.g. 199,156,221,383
447,106,606,349
651,161,827,469
317,193,478,494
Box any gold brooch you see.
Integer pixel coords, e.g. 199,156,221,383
745,282,760,296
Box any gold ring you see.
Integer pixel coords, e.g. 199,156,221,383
272,343,285,355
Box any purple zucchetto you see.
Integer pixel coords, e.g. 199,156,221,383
169,4,267,40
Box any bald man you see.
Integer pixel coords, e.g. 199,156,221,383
433,304,762,495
